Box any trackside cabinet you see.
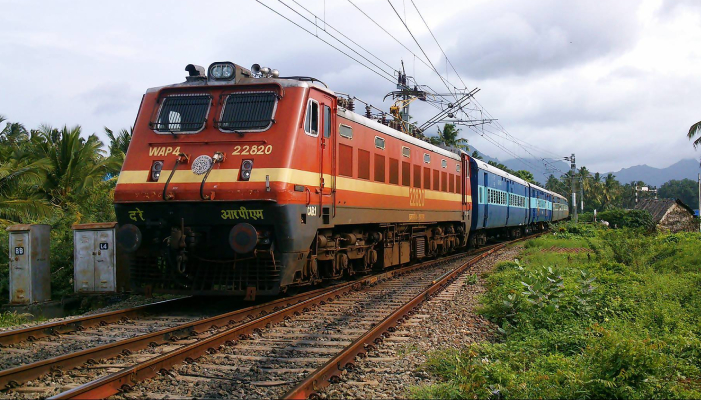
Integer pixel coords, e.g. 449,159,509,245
7,224,51,304
73,222,120,293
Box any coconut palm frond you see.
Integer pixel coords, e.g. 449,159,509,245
0,198,54,222
689,121,701,148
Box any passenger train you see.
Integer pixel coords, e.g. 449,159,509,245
114,61,569,298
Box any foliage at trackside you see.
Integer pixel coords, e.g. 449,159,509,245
0,116,130,304
411,225,701,399
597,209,655,230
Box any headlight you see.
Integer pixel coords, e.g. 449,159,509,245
208,62,236,80
240,159,253,181
221,64,233,78
151,161,164,182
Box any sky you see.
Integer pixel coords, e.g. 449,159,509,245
1,0,700,176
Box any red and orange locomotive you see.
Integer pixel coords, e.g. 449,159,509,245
115,61,472,298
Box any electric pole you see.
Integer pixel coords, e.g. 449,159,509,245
580,176,584,213
564,154,577,223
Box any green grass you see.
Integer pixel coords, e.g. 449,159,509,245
412,224,701,399
0,311,33,328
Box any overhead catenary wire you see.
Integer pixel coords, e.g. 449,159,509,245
255,0,396,85
403,1,570,173
409,0,466,90
272,0,397,81
287,0,397,73
385,0,460,103
259,0,568,179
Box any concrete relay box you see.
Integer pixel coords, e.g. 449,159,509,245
73,222,121,293
7,224,51,305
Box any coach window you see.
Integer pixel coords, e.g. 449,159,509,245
339,124,353,139
323,105,331,138
304,99,319,137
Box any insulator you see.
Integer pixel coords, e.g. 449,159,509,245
348,99,355,112
365,105,372,118
448,113,454,118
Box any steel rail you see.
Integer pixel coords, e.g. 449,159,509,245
283,234,539,399
0,297,192,347
0,280,373,390
39,253,467,399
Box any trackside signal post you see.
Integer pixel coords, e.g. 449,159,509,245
565,154,577,223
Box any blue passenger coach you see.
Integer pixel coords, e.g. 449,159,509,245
528,183,552,227
468,158,531,246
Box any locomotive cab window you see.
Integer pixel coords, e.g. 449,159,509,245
323,105,332,138
218,91,277,132
153,94,211,133
402,146,410,158
304,99,319,136
424,153,430,163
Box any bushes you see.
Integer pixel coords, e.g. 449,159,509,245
599,209,655,230
414,229,701,399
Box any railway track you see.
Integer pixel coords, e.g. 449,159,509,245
0,236,530,399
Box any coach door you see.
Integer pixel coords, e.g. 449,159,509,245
461,155,469,217
319,97,335,223
483,172,489,228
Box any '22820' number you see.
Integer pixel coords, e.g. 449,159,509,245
232,145,273,155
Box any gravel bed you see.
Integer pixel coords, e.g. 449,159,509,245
112,259,468,399
0,295,184,333
318,245,523,399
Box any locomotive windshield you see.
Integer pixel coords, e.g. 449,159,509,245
152,94,211,133
218,91,277,132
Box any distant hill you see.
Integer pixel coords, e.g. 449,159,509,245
607,159,700,187
468,146,699,188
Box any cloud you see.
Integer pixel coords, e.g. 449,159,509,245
442,0,641,79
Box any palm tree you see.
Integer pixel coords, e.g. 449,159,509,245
470,151,483,161
689,121,701,164
0,155,53,223
430,124,469,151
104,126,132,174
37,125,116,207
602,173,620,209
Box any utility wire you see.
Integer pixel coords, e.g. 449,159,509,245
288,0,396,73
409,0,467,90
345,0,437,78
386,0,459,102
256,0,396,85
273,0,396,81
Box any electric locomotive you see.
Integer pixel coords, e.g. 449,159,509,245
114,62,474,298
114,61,567,298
